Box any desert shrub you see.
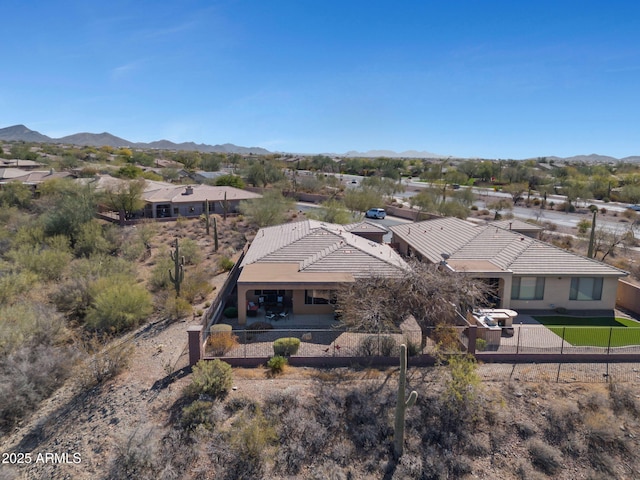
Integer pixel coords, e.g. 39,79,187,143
178,238,202,265
218,255,235,272
224,306,238,318
357,335,397,356
392,453,423,480
7,244,72,281
528,439,562,475
85,276,153,333
609,382,639,416
585,411,628,455
148,248,173,291
515,421,537,440
207,329,238,356
475,338,488,351
0,343,77,434
577,219,591,235
180,400,223,431
308,462,350,480
226,409,278,480
76,337,134,388
266,355,287,375
163,294,193,321
273,337,301,356
180,266,212,303
185,359,232,398
0,271,38,306
544,400,581,444
107,427,160,480
73,219,113,257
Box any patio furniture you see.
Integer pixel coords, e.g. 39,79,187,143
265,312,276,320
278,310,289,320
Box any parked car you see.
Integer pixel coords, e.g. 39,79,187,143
365,208,386,219
627,204,640,212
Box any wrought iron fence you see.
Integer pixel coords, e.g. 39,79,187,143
203,324,640,359
204,328,435,359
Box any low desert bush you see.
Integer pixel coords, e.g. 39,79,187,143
77,339,134,388
163,294,193,320
180,400,223,431
528,439,562,475
266,355,287,375
273,337,301,356
185,359,233,399
357,335,397,356
218,255,235,272
609,382,639,416
207,326,238,356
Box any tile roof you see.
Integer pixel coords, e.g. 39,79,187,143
343,220,389,234
489,219,543,233
390,217,627,277
242,219,408,278
142,184,261,203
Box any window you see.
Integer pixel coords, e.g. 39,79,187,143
570,277,603,301
305,289,335,305
511,277,545,300
173,207,179,214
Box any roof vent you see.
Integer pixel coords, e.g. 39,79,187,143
183,186,194,195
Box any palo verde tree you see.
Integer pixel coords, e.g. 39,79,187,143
102,178,146,222
334,260,490,333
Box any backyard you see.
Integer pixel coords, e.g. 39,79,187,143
534,315,640,347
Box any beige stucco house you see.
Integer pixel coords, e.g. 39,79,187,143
141,184,261,219
236,219,409,324
390,217,627,312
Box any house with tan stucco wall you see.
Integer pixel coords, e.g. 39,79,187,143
236,219,409,325
390,217,627,313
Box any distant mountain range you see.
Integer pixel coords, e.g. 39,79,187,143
0,124,272,155
1,124,639,162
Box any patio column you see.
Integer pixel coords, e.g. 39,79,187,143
187,325,204,366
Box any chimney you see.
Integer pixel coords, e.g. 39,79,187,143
184,185,194,195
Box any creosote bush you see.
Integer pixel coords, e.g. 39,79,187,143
185,359,233,399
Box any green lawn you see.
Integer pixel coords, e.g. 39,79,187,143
534,316,640,347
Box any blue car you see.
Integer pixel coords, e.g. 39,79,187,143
627,205,640,212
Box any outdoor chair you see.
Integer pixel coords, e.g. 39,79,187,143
265,312,276,320
278,310,289,319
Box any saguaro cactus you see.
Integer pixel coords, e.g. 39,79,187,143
223,191,228,221
213,216,219,252
587,208,597,259
394,343,418,459
204,199,211,236
169,238,185,297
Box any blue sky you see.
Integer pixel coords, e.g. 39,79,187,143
2,1,640,158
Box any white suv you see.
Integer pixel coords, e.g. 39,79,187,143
365,208,386,219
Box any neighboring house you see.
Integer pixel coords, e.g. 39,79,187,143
189,170,228,183
141,184,262,219
487,219,543,239
236,219,409,324
0,159,44,169
342,220,389,243
390,217,627,312
0,168,74,187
